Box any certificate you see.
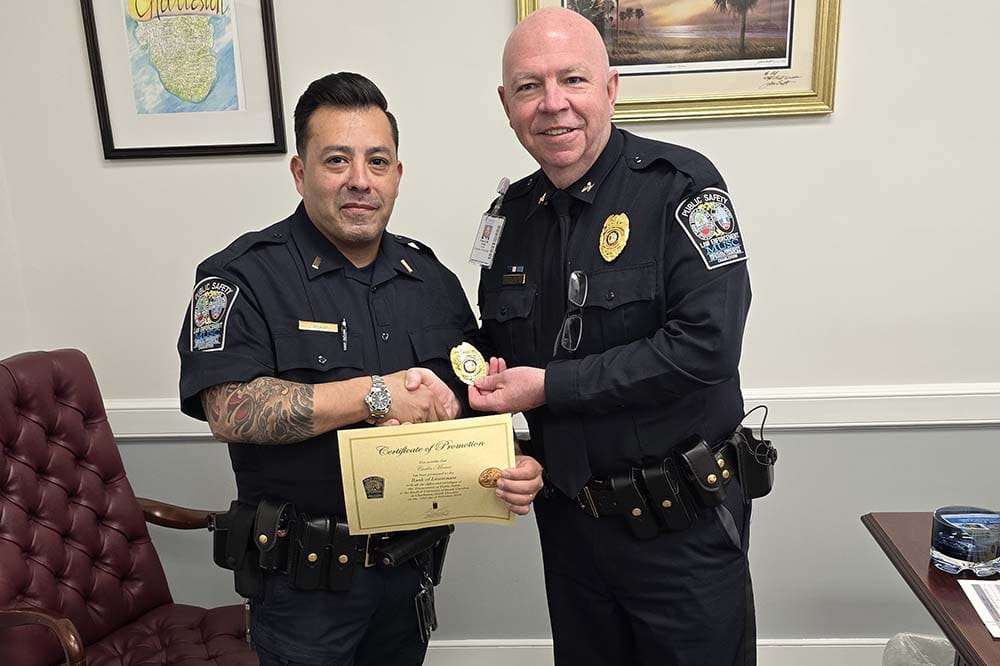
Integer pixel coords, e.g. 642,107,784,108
338,414,516,535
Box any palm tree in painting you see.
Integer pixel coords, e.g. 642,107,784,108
635,7,645,31
713,0,760,58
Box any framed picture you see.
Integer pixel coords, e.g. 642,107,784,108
517,0,840,121
80,0,285,159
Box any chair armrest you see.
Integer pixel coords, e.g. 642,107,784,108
136,497,215,530
0,608,86,666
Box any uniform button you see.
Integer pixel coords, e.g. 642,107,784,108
605,290,615,301
370,286,377,294
500,306,509,316
317,355,327,365
633,156,643,164
272,232,283,239
381,332,390,342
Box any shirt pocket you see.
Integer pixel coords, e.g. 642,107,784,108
585,262,658,349
480,286,537,357
409,326,465,364
273,331,365,382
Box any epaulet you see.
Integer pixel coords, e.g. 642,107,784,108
503,171,541,201
209,220,290,267
621,130,722,188
391,233,438,259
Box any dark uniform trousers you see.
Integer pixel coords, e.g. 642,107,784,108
477,127,755,666
534,484,753,666
251,565,428,666
177,203,478,666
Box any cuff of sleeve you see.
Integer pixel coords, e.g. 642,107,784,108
179,352,273,420
544,359,579,414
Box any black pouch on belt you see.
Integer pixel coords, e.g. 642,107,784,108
254,499,294,572
640,458,695,531
730,425,777,500
610,470,659,540
373,525,455,568
679,437,728,507
288,515,358,592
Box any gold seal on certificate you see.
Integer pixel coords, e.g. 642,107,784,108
478,467,502,488
450,342,487,385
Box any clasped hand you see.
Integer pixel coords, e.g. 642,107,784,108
377,368,460,425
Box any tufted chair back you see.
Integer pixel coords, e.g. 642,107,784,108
0,349,172,665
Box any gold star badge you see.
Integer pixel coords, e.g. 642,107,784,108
599,213,630,262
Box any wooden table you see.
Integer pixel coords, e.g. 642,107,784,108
861,512,1000,666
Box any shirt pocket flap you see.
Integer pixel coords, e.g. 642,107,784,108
587,262,656,311
274,331,364,371
481,286,537,323
409,327,465,363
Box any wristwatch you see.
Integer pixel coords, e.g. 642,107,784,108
364,375,392,421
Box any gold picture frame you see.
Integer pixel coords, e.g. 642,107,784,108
517,0,840,121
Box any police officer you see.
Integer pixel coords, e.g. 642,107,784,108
469,9,756,666
178,73,543,666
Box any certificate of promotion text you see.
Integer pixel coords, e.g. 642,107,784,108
338,414,516,535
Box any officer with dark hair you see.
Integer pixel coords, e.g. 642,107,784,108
469,8,762,666
178,72,543,666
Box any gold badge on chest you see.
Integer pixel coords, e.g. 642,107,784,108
599,213,630,262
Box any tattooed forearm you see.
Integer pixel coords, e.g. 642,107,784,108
201,378,315,445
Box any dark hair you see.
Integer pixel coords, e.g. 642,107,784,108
293,72,399,154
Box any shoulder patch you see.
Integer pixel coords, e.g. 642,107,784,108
675,188,747,270
190,277,240,351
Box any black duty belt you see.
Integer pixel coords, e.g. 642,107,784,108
572,437,737,540
211,499,453,595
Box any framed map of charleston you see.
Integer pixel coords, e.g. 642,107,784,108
81,0,285,158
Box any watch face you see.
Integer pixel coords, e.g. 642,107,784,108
366,385,392,415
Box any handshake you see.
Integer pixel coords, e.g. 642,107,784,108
375,365,542,515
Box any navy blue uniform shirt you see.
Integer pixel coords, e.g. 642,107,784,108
478,127,752,495
178,203,477,515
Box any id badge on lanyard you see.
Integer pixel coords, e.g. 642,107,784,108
469,177,510,269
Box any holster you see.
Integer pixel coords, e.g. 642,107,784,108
209,500,261,599
372,525,455,569
729,425,777,501
678,436,729,507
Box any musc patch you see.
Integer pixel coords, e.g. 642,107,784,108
190,277,239,351
675,188,747,270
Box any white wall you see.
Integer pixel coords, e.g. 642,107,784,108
2,0,999,659
0,145,27,356
0,1,997,396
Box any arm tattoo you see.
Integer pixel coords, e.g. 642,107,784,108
201,378,315,445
